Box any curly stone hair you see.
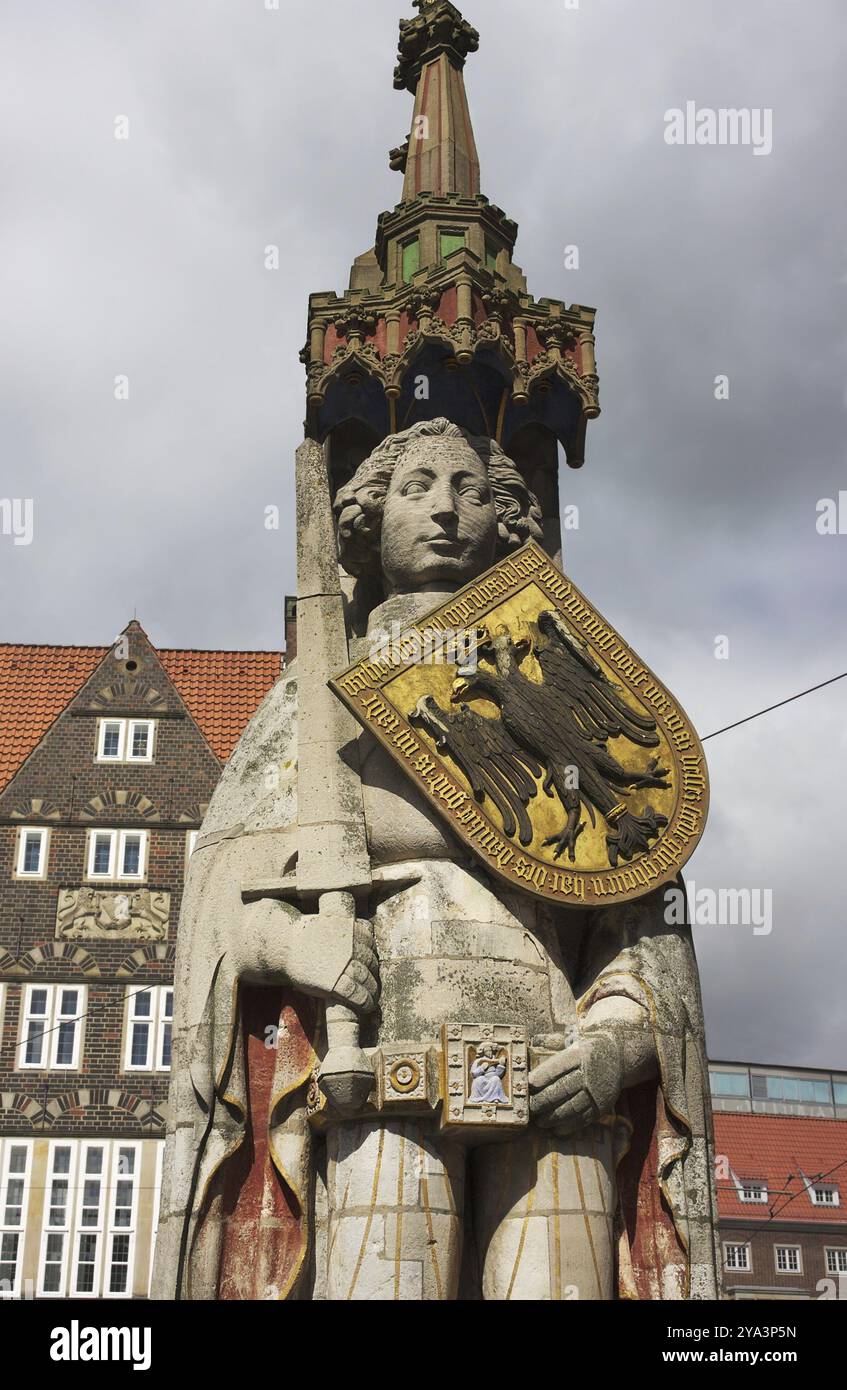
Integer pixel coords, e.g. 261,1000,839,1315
333,418,544,579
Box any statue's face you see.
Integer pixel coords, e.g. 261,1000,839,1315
380,437,498,593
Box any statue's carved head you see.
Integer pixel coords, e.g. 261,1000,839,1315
334,418,543,594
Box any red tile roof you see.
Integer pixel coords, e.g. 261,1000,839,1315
714,1112,847,1224
158,649,283,763
0,643,283,790
0,645,108,791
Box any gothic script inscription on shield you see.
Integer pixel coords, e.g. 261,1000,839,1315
330,542,709,907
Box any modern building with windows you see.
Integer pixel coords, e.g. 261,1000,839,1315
710,1060,847,1299
0,623,282,1298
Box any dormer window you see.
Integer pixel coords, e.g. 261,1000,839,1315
96,719,155,764
811,1184,840,1207
740,1182,767,1204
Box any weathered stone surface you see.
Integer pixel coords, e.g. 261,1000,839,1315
156,418,720,1301
156,0,720,1295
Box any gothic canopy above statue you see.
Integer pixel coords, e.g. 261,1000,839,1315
301,0,600,544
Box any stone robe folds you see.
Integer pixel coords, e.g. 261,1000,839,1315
152,665,722,1301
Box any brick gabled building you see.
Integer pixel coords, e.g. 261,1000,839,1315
0,623,281,1299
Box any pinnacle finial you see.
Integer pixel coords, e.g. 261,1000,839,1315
395,1,479,94
393,0,481,198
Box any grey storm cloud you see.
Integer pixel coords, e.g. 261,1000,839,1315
1,0,845,1068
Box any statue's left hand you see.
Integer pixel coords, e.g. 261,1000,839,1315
528,1029,622,1137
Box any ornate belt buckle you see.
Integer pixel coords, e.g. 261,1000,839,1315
439,1023,529,1135
376,1044,439,1112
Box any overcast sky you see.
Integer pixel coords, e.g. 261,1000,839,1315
1,0,845,1070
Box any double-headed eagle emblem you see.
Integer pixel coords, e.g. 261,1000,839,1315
411,612,669,869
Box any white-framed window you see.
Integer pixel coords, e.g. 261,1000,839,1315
825,1247,847,1275
18,984,85,1071
36,1140,143,1299
0,1140,32,1299
723,1242,750,1271
811,1183,840,1207
128,720,154,761
70,1140,140,1299
86,828,148,882
15,826,49,879
96,718,155,764
3,1138,151,1302
775,1245,802,1274
105,1143,140,1296
97,719,125,761
37,1142,77,1297
72,1142,106,1297
186,829,199,863
20,986,49,1068
124,987,173,1072
739,1182,767,1204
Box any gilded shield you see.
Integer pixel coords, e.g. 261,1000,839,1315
330,542,709,907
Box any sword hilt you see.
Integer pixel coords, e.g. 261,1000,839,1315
316,892,375,1113
319,1003,375,1113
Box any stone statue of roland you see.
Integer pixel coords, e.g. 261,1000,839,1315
152,419,721,1301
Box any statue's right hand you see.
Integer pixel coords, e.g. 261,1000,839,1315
330,919,380,1014
239,899,380,1014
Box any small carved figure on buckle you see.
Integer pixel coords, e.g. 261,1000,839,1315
468,1043,509,1105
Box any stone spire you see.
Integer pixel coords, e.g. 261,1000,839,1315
393,0,480,200
302,1,600,521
